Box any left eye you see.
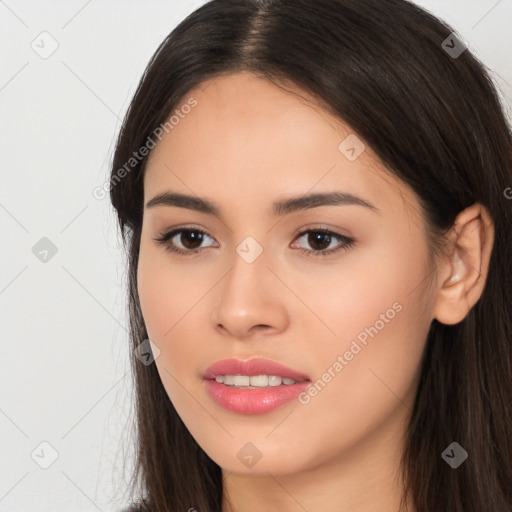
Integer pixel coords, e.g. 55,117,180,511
154,227,355,257
292,229,355,256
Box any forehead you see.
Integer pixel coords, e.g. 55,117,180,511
143,72,420,222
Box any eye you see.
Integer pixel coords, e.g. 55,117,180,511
154,227,217,256
291,228,355,257
154,226,355,257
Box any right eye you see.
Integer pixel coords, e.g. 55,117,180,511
154,228,219,256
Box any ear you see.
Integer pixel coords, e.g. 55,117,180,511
433,203,494,326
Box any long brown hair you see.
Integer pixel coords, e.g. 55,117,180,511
110,1,512,510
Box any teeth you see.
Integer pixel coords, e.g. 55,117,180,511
232,375,250,386
214,374,299,387
268,375,282,386
249,375,269,386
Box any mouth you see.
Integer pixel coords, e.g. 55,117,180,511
212,374,306,388
203,357,311,414
204,357,310,382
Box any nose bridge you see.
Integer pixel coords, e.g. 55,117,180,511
221,234,271,308
235,234,266,266
212,234,288,337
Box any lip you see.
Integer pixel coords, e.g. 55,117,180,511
203,358,311,415
204,357,310,381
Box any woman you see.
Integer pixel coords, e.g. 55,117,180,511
111,0,512,510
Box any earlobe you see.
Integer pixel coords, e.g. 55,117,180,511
433,203,494,326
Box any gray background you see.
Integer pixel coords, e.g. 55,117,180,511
1,1,511,510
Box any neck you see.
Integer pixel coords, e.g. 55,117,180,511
221,406,414,512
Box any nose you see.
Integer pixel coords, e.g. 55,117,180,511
211,247,289,341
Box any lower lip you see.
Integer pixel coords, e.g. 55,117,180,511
204,379,310,414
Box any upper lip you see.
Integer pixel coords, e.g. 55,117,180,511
204,358,310,381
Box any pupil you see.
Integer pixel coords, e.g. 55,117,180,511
182,230,203,249
309,232,330,251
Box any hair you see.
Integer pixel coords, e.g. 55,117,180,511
109,0,512,510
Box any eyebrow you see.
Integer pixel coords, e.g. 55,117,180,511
145,190,379,217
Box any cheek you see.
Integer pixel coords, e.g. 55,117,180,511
137,243,200,340
294,235,432,418
291,233,430,353
137,244,215,395
137,253,203,418
279,296,428,470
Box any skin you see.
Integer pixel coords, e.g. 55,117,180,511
136,71,494,512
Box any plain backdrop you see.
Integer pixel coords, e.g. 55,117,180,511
0,1,511,510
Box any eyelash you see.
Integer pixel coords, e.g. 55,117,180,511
153,226,355,258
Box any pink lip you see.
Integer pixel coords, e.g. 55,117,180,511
203,358,311,415
204,358,310,381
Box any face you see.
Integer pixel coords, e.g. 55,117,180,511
137,71,438,476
